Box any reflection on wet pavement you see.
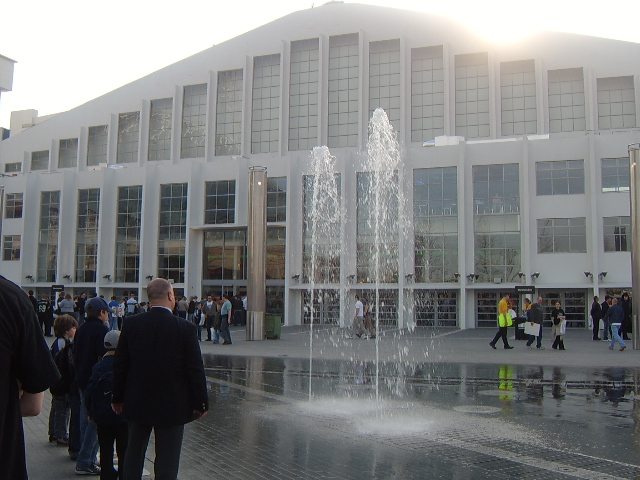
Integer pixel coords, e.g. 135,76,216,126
172,356,640,479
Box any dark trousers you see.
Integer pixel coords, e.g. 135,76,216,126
123,422,184,480
219,314,232,344
97,423,128,480
592,317,601,339
205,315,214,340
525,326,543,348
490,326,510,348
68,392,82,458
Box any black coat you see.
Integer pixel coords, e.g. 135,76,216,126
112,307,209,427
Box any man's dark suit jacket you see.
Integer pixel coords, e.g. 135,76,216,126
112,306,209,427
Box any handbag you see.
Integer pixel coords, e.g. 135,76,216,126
559,320,566,335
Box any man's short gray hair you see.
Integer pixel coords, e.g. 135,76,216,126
147,278,172,301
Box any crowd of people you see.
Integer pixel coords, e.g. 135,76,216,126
490,292,633,352
6,279,209,479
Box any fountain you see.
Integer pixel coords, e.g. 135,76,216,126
305,108,408,400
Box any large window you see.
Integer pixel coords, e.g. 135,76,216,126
328,33,359,148
158,183,188,283
115,186,142,283
4,162,21,173
203,230,246,280
604,216,631,252
251,55,281,154
3,235,20,261
87,125,108,166
204,180,236,224
58,138,78,168
289,39,319,151
501,59,537,136
601,157,630,193
455,52,490,139
369,39,401,132
597,76,636,130
75,189,100,282
215,70,243,156
413,167,458,283
116,112,140,164
410,46,445,142
5,193,23,219
148,98,173,161
37,191,60,282
536,160,584,195
473,164,520,282
31,150,49,171
537,217,587,253
181,84,207,158
303,173,341,283
548,68,585,133
357,171,398,283
267,177,286,223
266,227,286,280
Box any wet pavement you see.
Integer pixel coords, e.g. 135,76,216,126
25,326,640,479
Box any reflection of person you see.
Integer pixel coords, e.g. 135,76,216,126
112,278,209,480
550,302,566,350
602,298,626,351
490,294,513,349
525,297,544,349
0,275,60,479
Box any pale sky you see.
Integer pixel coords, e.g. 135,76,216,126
1,0,638,128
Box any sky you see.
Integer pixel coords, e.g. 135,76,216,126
1,0,639,128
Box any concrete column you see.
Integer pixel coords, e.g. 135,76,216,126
629,144,640,350
246,166,267,341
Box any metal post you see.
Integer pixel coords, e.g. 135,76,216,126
629,144,640,350
246,166,267,341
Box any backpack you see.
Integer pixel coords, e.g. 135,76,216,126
50,343,73,396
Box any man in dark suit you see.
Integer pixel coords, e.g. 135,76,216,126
111,278,209,480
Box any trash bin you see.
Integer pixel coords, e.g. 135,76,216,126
265,314,282,339
513,316,528,340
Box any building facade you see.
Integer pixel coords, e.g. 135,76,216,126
0,3,638,329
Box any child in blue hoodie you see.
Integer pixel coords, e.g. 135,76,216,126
85,331,128,479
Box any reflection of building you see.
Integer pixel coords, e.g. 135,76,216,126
0,4,637,329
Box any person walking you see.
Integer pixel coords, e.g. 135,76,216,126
219,293,233,345
550,301,566,350
601,295,612,341
201,295,217,342
525,296,545,349
352,295,365,338
619,292,632,341
590,296,603,341
112,278,209,480
490,294,513,349
37,294,55,337
602,298,627,351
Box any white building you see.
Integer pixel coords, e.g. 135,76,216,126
0,3,638,329
0,53,15,139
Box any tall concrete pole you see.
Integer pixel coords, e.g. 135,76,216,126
246,166,267,341
629,144,639,350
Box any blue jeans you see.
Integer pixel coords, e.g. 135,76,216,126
610,323,626,349
525,326,543,348
48,394,70,440
76,390,99,468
